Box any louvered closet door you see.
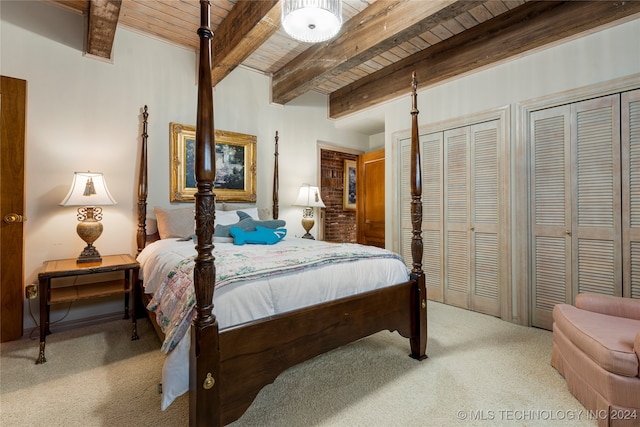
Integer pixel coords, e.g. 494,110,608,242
623,89,640,298
530,105,572,329
400,133,443,301
531,96,622,329
444,127,470,309
400,120,503,314
469,121,500,316
571,95,621,298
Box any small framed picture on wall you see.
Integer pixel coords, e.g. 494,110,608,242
343,159,356,210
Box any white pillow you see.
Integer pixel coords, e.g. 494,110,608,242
215,210,241,226
224,207,260,220
154,206,194,239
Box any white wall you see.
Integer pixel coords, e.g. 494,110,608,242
1,0,369,328
336,17,640,245
380,18,640,134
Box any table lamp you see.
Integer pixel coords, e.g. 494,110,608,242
293,184,325,239
60,171,117,263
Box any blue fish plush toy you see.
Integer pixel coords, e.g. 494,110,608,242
229,226,287,245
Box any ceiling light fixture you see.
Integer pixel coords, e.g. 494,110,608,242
282,0,342,43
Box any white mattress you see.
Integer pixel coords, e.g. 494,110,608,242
137,237,410,409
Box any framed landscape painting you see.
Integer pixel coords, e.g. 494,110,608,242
343,159,356,210
169,123,257,202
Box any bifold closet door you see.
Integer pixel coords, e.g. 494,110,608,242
400,119,502,316
530,105,572,329
571,95,621,299
443,122,501,316
444,127,470,308
622,89,640,298
400,132,444,301
468,121,500,317
530,94,622,329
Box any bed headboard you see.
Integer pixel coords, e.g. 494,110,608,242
135,105,280,255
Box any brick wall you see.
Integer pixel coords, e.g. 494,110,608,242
320,149,358,243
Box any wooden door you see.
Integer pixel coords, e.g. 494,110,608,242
357,148,385,248
622,89,640,298
1,76,26,342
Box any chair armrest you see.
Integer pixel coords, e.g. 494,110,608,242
575,293,640,320
635,332,640,375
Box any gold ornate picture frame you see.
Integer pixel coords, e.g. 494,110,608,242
170,123,257,202
343,159,357,210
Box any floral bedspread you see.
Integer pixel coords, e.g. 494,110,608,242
148,242,406,353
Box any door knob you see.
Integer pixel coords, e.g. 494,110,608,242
565,230,571,236
3,213,25,224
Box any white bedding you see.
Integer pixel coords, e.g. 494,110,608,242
137,237,410,409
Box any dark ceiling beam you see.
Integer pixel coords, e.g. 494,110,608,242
86,0,121,60
211,0,281,87
272,0,483,105
329,0,640,119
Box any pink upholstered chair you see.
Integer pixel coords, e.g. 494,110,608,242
551,293,640,426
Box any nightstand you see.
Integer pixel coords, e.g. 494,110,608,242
36,254,140,364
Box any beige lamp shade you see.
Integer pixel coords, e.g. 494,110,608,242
293,184,325,208
60,171,117,207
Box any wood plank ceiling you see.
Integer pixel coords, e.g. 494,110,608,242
49,0,640,122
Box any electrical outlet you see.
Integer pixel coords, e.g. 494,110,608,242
25,284,38,300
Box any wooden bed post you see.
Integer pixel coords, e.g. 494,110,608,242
136,105,148,256
191,1,220,426
273,131,279,220
409,72,427,360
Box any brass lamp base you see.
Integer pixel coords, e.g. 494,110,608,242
76,207,103,263
301,217,315,240
77,244,102,263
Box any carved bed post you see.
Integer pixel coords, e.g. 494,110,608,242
190,1,220,426
409,72,428,360
136,106,148,256
273,131,279,219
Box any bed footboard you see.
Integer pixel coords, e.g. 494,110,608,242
217,279,420,424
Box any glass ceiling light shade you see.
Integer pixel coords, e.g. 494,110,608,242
60,171,117,263
282,0,343,43
293,184,325,239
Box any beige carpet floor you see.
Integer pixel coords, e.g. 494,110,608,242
1,301,595,426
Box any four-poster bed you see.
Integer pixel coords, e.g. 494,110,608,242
135,1,427,425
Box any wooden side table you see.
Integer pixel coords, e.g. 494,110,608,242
36,254,140,364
